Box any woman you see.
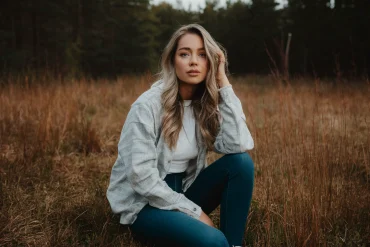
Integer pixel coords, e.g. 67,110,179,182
107,24,254,247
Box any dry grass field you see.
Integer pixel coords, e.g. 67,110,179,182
0,75,369,246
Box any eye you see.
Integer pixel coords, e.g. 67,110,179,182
180,53,189,57
199,53,207,58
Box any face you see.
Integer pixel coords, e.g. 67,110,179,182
174,33,209,85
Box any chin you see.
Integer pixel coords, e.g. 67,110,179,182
179,76,206,85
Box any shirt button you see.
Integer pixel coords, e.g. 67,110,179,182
193,207,197,211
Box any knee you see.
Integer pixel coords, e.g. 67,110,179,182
226,153,254,181
199,228,229,247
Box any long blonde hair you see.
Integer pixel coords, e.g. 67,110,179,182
159,24,229,151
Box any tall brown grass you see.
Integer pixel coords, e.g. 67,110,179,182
0,75,369,246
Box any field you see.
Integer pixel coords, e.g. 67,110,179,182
0,75,369,246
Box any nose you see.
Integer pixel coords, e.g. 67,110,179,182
190,54,198,66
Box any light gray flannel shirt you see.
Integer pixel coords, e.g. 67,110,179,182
106,80,254,225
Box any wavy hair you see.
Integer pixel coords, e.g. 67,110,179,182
159,24,229,151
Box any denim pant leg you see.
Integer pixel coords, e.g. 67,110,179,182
128,172,229,247
184,153,254,246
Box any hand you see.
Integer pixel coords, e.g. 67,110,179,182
216,49,230,89
199,210,215,228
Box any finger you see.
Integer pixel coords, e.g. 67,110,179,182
217,51,226,64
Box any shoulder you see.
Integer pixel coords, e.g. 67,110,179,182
132,79,164,109
126,80,164,123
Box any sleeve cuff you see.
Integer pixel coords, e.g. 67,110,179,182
188,202,202,219
218,84,233,103
179,194,202,219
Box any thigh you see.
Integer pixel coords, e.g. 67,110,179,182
184,157,228,215
129,204,227,247
184,153,253,214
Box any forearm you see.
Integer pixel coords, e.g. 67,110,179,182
214,85,254,153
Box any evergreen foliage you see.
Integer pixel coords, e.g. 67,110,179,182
0,0,368,78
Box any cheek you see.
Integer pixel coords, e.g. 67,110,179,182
203,59,210,72
203,58,209,67
174,58,185,72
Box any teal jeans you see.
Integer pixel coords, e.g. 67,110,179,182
129,153,254,247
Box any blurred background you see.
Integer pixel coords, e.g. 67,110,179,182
1,0,369,79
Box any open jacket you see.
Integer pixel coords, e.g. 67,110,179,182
106,80,254,225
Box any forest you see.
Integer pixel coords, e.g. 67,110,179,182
1,0,369,78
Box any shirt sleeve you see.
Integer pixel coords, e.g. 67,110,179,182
118,103,202,219
213,84,254,153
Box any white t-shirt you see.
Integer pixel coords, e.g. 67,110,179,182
167,100,199,174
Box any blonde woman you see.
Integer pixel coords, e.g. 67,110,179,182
107,24,254,247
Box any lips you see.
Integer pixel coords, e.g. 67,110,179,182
187,70,200,76
187,69,200,73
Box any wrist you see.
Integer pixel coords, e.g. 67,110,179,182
218,77,230,88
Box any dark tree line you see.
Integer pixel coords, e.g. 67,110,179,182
1,0,369,78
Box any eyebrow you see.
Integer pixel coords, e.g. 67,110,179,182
178,47,205,51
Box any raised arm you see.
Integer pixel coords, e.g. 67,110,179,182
213,85,254,154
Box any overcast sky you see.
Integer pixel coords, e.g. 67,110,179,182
150,0,289,11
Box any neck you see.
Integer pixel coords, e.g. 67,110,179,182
178,81,200,100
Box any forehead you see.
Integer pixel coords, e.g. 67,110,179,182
177,33,204,49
